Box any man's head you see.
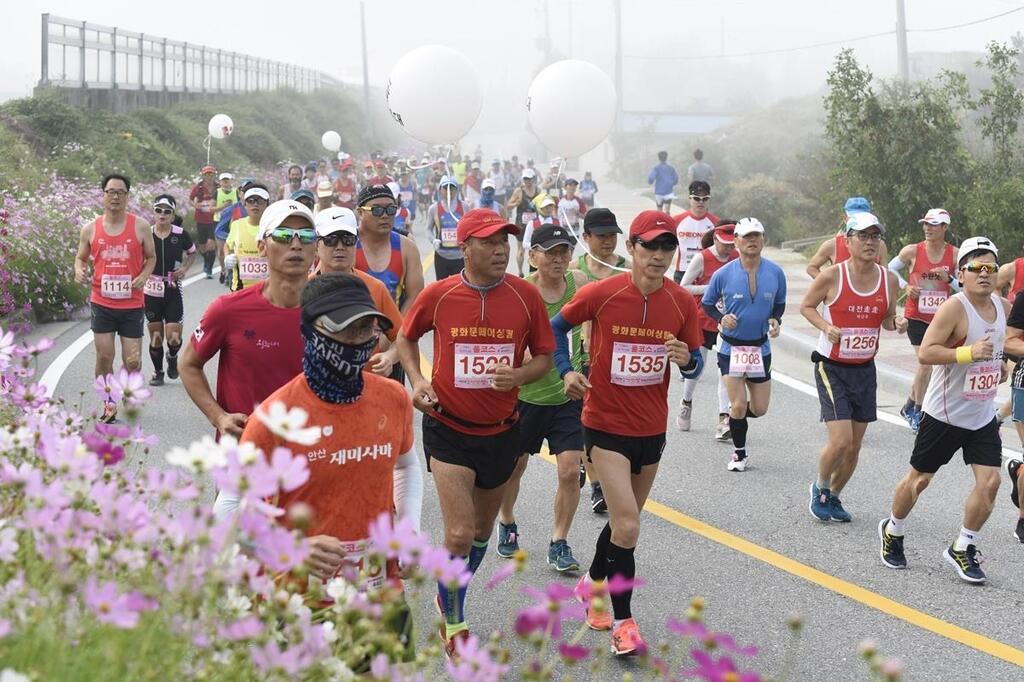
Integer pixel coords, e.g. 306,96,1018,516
657,151,668,163
288,164,303,185
956,237,999,294
301,272,389,346
457,209,519,282
101,173,131,212
314,206,359,274
356,184,397,236
530,224,576,278
843,212,884,262
733,218,765,258
521,168,537,188
243,185,271,222
257,200,317,278
317,159,328,173
316,180,334,207
218,172,234,190
536,194,556,218
693,149,704,161
626,210,678,279
200,165,216,183
304,164,317,179
564,178,578,197
582,208,622,259
290,188,316,212
918,208,950,241
688,181,711,218
153,194,176,226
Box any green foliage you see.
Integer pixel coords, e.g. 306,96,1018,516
975,41,1024,173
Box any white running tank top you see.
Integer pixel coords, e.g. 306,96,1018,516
921,292,1005,430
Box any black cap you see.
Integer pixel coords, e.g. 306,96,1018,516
356,184,395,207
688,180,711,196
301,273,393,332
582,208,621,235
531,224,577,250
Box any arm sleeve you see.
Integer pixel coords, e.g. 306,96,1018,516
771,269,787,320
887,255,908,289
681,254,705,292
550,313,575,378
392,450,423,532
527,289,556,355
523,223,534,251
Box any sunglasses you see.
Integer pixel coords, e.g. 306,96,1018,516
961,261,998,274
319,232,357,248
266,227,317,244
245,197,268,205
634,237,678,252
360,204,398,217
689,195,711,203
154,207,174,215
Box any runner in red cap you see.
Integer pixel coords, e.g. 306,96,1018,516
190,165,219,278
396,208,555,657
551,209,704,656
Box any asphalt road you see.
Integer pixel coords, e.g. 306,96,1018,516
33,221,1024,681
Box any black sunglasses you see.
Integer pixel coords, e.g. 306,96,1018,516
319,232,357,248
360,205,398,217
634,237,678,252
245,197,268,205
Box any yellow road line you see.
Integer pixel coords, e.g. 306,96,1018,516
413,247,1024,669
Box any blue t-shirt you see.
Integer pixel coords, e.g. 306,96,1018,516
702,258,787,357
647,163,679,196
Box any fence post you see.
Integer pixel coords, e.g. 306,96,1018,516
138,33,145,89
40,14,49,86
183,41,189,92
111,27,118,88
200,45,206,92
79,20,87,87
161,38,167,91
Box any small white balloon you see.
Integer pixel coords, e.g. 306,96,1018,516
386,46,482,145
321,130,342,152
527,61,617,158
208,114,234,139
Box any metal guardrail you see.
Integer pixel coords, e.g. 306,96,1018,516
780,234,833,250
38,13,341,94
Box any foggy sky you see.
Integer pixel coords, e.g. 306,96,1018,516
3,0,1024,154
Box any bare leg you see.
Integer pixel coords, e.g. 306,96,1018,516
910,345,930,405
891,468,934,520
497,454,528,525
552,450,583,541
962,464,1000,531
120,336,142,373
94,333,116,378
430,460,478,556
830,421,868,495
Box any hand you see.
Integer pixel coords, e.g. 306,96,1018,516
970,335,994,362
368,348,397,376
411,380,438,414
131,274,147,290
215,411,247,438
929,266,949,277
1001,361,1010,384
895,316,908,334
74,267,90,286
306,535,345,581
664,334,691,367
487,362,518,392
906,285,920,300
825,325,842,344
173,267,189,282
768,318,781,339
720,314,738,331
563,371,591,400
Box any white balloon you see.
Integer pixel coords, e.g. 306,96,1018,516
208,114,234,139
321,130,342,152
527,61,617,158
386,46,482,145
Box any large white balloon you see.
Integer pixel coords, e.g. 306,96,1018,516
527,61,617,158
321,130,342,152
386,46,482,145
208,114,234,139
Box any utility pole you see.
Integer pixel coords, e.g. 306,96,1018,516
896,0,909,81
614,0,623,132
360,1,374,142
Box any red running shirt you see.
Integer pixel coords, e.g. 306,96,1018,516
1009,257,1024,303
401,276,556,436
694,247,738,332
560,273,703,437
90,213,145,309
904,242,956,323
190,282,304,418
815,262,890,364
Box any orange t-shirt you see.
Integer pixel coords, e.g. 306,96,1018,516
241,372,414,585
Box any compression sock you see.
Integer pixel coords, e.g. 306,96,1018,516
467,538,488,574
682,379,697,402
730,416,749,457
438,555,470,637
149,344,164,374
606,542,637,620
588,523,612,582
203,250,216,273
717,375,730,413
167,340,182,359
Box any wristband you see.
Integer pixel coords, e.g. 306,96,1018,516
955,346,973,364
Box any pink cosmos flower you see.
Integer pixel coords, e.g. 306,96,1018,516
417,546,472,588
515,583,585,639
82,578,153,629
249,640,314,675
9,382,48,409
445,632,509,682
93,374,123,404
253,524,310,573
667,618,758,657
217,616,263,641
485,561,516,590
557,642,590,662
110,368,151,406
367,512,424,565
267,446,310,493
683,649,762,682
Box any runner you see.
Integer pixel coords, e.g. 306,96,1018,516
212,173,237,281
73,173,157,422
463,162,483,205
333,161,358,210
552,209,704,655
522,194,559,252
805,197,889,279
144,195,196,386
996,249,1024,428
396,170,417,225
315,180,335,215
355,184,425,317
180,200,316,438
701,218,786,472
686,148,715,184
506,168,542,277
395,208,555,657
541,159,563,199
495,225,587,571
301,163,318,191
1004,287,1024,543
557,178,588,229
579,172,599,210
214,178,256,286
888,208,959,432
679,221,738,438
425,176,467,281
386,181,412,237
475,178,504,215
647,151,679,214
878,237,1007,584
800,213,906,522
214,272,423,656
671,181,719,284
225,185,272,290
277,164,304,201
291,189,316,213
189,165,219,279
489,160,507,208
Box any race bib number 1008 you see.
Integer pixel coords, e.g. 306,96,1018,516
729,345,765,378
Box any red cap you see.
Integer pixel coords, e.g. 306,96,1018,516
363,160,373,168
457,208,520,244
339,159,353,169
629,210,677,242
374,160,385,167
714,223,736,244
200,165,216,174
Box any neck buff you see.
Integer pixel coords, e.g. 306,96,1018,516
300,321,377,404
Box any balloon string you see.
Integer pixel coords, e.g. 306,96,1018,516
554,157,630,274
204,135,212,166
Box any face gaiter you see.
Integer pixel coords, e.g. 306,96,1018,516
300,321,377,404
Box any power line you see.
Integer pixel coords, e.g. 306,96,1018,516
907,5,1024,33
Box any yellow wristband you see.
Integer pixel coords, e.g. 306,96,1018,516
955,346,974,364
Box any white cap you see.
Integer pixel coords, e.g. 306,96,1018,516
218,172,234,181
244,187,271,202
316,180,334,198
522,168,537,180
471,161,480,169
257,200,314,239
734,217,765,237
386,181,402,199
314,206,358,237
845,212,884,234
481,178,495,190
956,236,998,268
918,208,951,225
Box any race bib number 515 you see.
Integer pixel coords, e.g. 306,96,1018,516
454,343,514,389
610,342,667,386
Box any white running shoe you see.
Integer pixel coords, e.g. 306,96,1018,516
676,400,692,432
714,415,731,441
726,453,748,472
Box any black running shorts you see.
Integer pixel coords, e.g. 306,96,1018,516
144,286,184,325
422,415,520,490
195,223,215,246
90,303,144,338
906,318,929,347
814,359,877,423
910,413,1002,474
584,427,666,475
518,399,584,455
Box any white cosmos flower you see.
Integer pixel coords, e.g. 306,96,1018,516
1,669,30,682
165,436,228,473
254,401,322,446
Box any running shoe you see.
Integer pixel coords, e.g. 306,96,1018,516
574,575,612,630
1015,518,1024,544
547,540,580,572
877,518,906,569
943,544,985,584
148,372,164,387
495,522,519,558
591,483,607,514
714,414,731,441
100,402,118,424
610,618,647,656
828,495,852,523
1007,459,1021,509
204,271,213,280
726,453,748,472
809,482,831,521
218,271,225,284
166,354,179,380
675,399,692,432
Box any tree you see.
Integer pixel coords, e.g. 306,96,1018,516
975,41,1024,173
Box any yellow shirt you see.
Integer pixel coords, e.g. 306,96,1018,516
226,217,266,289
